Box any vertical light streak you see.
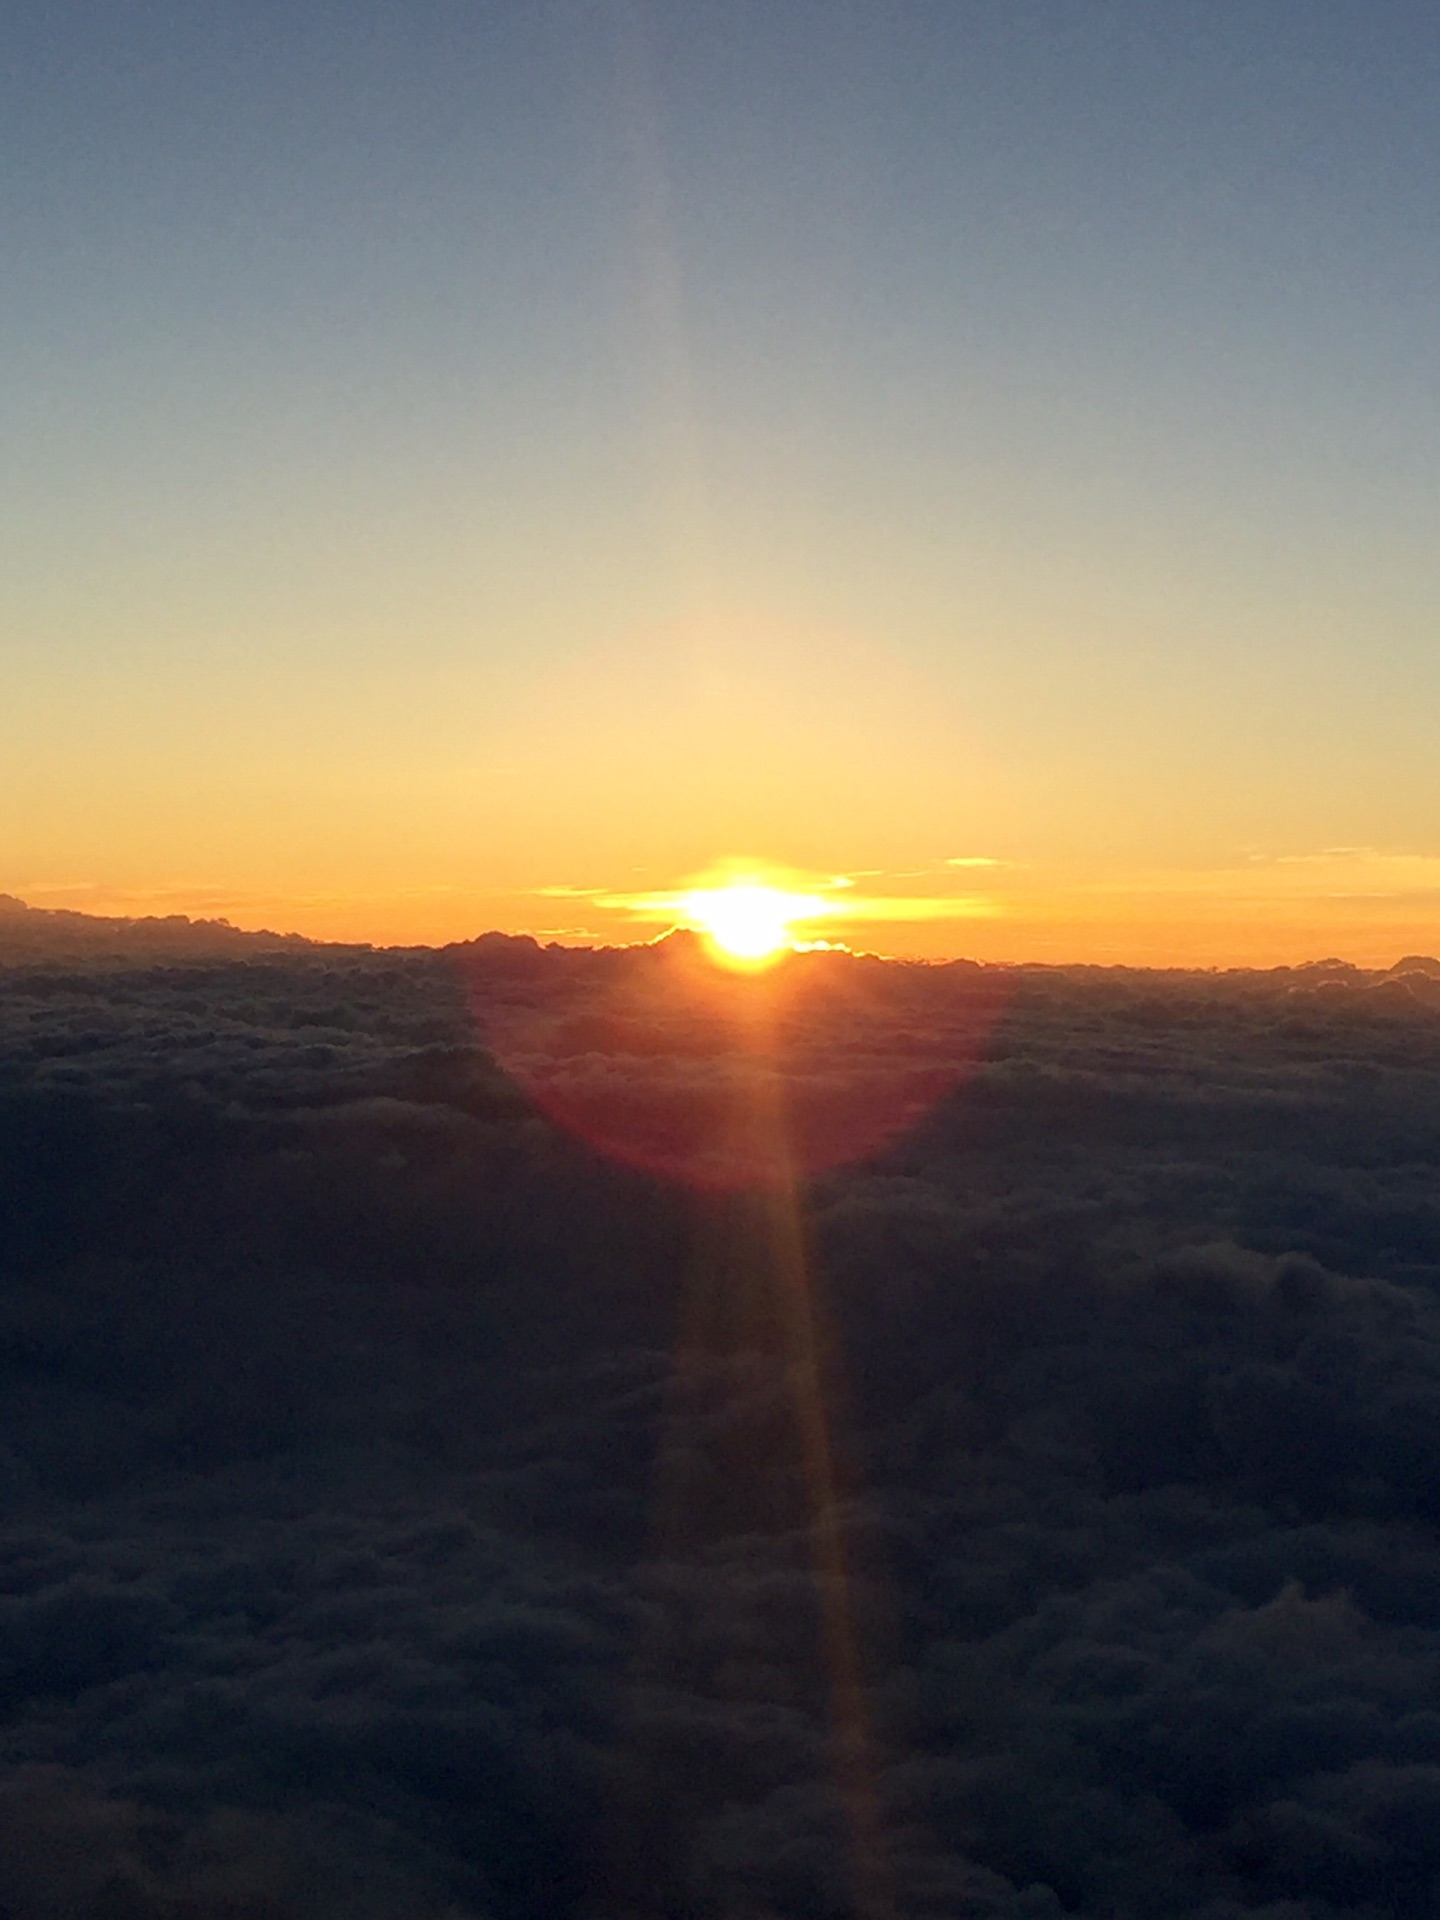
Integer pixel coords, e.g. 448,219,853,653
626,978,896,1919
607,1,753,866
740,989,895,1920
609,0,719,617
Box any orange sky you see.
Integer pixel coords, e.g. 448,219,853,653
15,845,1440,970
7,13,1440,968
8,613,1438,966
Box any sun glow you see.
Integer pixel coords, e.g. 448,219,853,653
679,882,822,969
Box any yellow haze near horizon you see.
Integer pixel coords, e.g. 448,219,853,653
6,616,1439,968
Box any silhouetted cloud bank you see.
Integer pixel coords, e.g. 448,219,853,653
3,923,1440,1915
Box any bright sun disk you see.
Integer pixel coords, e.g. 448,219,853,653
681,883,819,968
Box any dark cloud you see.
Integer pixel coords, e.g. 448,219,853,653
2,925,1440,1913
0,896,324,966
460,932,1009,1189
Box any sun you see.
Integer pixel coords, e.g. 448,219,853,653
680,882,819,970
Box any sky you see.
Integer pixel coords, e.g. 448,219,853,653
5,0,1440,963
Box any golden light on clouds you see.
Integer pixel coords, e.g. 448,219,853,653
11,848,1437,970
546,859,1006,960
522,846,1440,969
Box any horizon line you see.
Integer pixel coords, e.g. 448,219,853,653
2,894,1438,979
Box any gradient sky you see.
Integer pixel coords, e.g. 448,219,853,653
6,1,1440,962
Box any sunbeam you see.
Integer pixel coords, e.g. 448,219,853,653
610,976,896,1919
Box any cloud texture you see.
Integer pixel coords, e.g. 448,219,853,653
3,926,1440,1914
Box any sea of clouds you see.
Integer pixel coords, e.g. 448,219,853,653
3,911,1440,1917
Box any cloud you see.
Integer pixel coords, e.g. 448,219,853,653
556,865,1007,950
461,934,1010,1187
3,927,1440,1912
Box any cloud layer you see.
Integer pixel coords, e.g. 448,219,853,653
2,928,1440,1914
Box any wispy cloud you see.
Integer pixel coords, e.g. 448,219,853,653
536,867,1004,937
